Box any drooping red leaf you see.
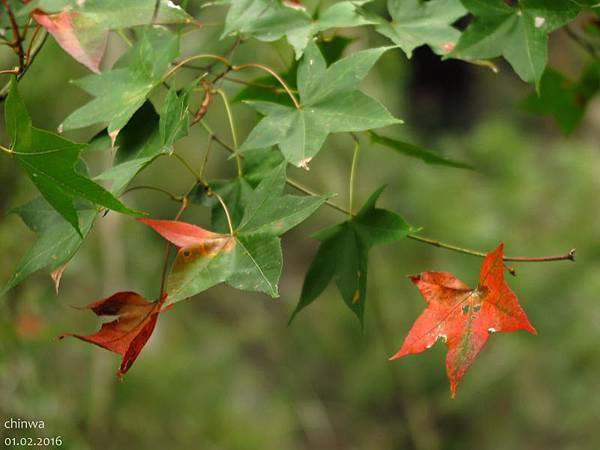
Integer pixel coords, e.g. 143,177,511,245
32,10,107,73
138,217,235,263
137,218,224,248
390,244,536,398
59,291,166,377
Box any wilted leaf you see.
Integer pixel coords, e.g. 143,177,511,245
60,291,167,377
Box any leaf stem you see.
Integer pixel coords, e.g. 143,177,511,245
222,75,297,93
170,152,207,186
24,25,42,65
286,178,349,214
202,125,575,265
121,185,183,203
211,191,234,236
406,235,575,262
233,63,300,109
199,134,214,181
167,52,299,108
164,54,232,80
0,145,74,156
115,29,133,48
214,89,242,176
160,196,189,297
286,169,575,264
348,135,360,218
0,32,48,102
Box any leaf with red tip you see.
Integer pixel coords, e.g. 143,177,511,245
28,0,193,72
59,291,166,377
139,163,327,302
137,218,224,248
138,218,236,302
390,244,536,398
32,10,107,73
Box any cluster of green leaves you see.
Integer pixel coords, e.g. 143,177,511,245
0,0,594,324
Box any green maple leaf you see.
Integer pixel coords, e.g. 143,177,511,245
450,0,580,86
241,41,401,167
4,79,136,236
233,36,356,107
521,64,600,135
290,187,414,326
0,198,96,297
192,148,285,233
156,162,328,303
373,0,466,57
2,101,166,297
94,100,170,195
159,83,196,153
60,26,179,139
222,0,374,58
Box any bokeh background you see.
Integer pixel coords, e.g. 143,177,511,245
1,2,599,449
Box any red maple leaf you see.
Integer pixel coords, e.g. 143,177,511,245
390,244,536,398
60,292,167,377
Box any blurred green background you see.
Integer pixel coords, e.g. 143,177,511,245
1,2,599,449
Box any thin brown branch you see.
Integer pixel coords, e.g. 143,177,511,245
405,235,575,263
2,0,25,71
24,24,42,66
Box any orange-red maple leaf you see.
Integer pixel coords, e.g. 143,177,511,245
390,244,536,398
60,292,166,377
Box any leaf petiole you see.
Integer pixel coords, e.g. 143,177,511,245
348,134,360,218
232,62,300,109
211,191,234,236
214,89,242,177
